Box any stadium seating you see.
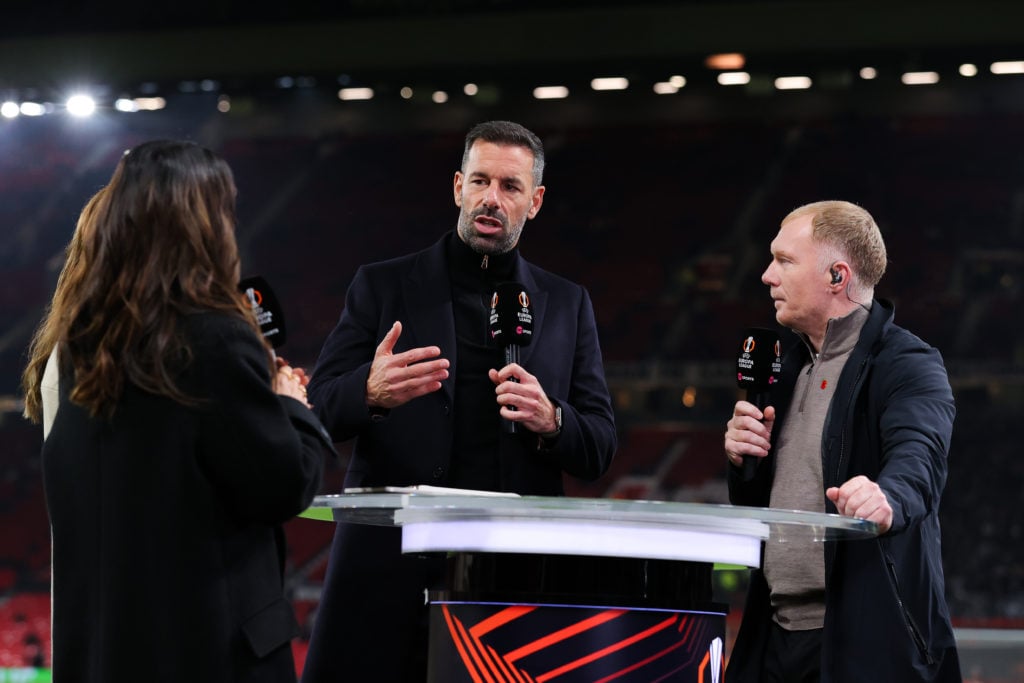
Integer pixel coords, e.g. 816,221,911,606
2,107,1022,671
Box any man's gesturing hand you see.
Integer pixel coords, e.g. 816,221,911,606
366,321,449,409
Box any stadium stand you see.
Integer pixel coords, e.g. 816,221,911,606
1,104,1022,676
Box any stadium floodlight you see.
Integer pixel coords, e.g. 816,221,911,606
1,101,19,118
135,97,166,111
338,87,374,101
115,97,165,113
533,86,569,100
717,72,751,86
705,53,745,70
20,102,45,116
591,77,629,91
990,61,1024,75
464,83,479,96
901,71,939,85
653,75,687,94
775,76,812,90
66,94,96,117
431,90,448,103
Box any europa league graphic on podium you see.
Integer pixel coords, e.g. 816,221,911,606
428,601,726,682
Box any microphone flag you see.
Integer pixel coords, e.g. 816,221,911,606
239,275,287,349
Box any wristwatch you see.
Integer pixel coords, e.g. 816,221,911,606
368,406,390,422
540,404,562,440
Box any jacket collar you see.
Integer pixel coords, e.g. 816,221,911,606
785,298,894,369
401,233,546,403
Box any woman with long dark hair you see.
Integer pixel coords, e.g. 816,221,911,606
22,140,332,682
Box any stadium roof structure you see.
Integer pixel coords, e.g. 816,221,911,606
3,1,1024,98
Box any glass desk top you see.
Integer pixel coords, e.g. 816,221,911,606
303,487,878,567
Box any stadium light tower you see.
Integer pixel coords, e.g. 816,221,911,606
66,94,97,117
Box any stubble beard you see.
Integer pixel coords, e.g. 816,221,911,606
456,207,524,256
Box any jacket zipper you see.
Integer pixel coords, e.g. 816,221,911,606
797,359,815,412
885,554,936,665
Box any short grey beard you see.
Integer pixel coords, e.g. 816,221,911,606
456,214,524,255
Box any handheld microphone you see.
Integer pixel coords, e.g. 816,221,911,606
239,275,288,350
735,327,782,481
489,282,533,433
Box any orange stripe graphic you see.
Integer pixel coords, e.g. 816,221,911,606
471,605,538,637
443,605,486,683
453,613,498,683
505,609,627,663
469,630,513,682
534,614,679,682
488,644,531,683
593,635,688,683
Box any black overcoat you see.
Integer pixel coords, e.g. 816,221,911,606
301,234,617,682
43,313,333,683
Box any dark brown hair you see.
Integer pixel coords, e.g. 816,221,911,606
462,120,545,187
22,140,264,421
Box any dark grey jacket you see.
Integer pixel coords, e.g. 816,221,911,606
728,300,961,682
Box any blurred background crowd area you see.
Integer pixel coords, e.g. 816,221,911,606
2,1,1023,678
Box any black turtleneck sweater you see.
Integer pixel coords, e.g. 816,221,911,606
445,233,519,490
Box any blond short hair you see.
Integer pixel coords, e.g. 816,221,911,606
783,200,888,288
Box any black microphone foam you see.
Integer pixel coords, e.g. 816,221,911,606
239,275,287,349
735,327,781,480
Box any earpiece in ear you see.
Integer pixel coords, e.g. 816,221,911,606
830,267,842,285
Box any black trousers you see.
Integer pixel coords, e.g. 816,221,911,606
762,621,823,683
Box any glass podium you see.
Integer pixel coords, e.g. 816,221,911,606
305,489,878,682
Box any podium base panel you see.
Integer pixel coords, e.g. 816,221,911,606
427,553,726,682
428,601,725,682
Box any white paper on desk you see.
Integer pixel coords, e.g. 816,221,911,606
343,485,520,498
